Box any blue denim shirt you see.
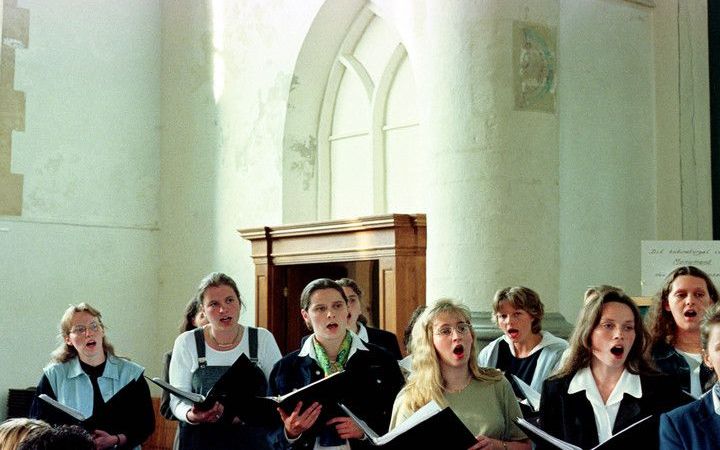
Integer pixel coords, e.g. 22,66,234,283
43,354,144,419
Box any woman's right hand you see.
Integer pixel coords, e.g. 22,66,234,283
278,401,322,439
186,401,225,424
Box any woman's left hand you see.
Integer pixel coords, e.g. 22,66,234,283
468,434,497,450
326,416,365,440
92,429,121,449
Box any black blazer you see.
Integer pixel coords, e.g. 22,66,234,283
537,372,690,450
269,342,405,449
300,326,402,360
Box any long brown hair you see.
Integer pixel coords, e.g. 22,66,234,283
646,266,719,348
554,286,654,378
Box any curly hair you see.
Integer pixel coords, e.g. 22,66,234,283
646,266,719,348
394,299,502,414
554,285,655,379
0,418,50,450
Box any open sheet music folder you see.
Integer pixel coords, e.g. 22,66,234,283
38,394,90,426
340,400,477,449
148,352,268,423
256,369,348,418
37,381,137,432
515,415,653,450
510,374,541,412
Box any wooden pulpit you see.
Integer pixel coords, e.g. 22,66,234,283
238,214,426,354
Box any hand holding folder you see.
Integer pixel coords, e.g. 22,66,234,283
148,353,267,421
256,370,348,417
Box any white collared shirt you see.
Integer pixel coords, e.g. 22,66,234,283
713,383,720,416
290,331,368,450
568,367,642,444
356,323,369,342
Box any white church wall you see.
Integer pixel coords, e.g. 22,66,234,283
557,0,711,323
0,0,161,418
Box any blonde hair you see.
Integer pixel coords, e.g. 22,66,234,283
395,299,502,413
51,303,116,363
0,418,49,450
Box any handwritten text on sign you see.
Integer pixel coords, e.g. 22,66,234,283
641,241,720,296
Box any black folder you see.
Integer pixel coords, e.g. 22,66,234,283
148,353,267,422
256,369,348,417
37,380,137,432
340,400,477,449
515,415,654,450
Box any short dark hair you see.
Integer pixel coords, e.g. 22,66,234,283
491,286,545,334
179,297,202,333
300,278,347,311
17,425,94,450
335,278,362,298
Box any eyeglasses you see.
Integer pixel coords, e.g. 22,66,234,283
70,322,101,335
434,322,472,337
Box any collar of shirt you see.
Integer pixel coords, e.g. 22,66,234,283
356,323,369,342
298,330,368,362
713,383,720,416
501,331,560,357
568,367,642,444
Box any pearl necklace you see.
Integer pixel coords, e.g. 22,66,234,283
209,325,241,348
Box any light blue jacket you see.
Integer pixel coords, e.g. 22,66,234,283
43,354,144,419
477,330,568,393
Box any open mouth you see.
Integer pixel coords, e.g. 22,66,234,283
684,310,698,318
610,345,624,356
86,340,97,349
220,316,233,324
452,344,465,358
326,323,339,331
507,328,519,339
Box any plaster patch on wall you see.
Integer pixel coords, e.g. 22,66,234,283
0,0,28,216
238,72,293,171
513,21,556,113
289,135,317,191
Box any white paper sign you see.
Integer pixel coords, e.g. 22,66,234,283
641,240,720,296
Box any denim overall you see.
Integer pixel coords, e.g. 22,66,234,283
178,327,271,450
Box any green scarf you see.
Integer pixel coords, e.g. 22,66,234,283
313,331,353,376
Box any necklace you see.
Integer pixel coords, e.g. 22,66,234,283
209,325,241,348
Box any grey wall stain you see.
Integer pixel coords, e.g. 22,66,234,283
289,135,317,191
